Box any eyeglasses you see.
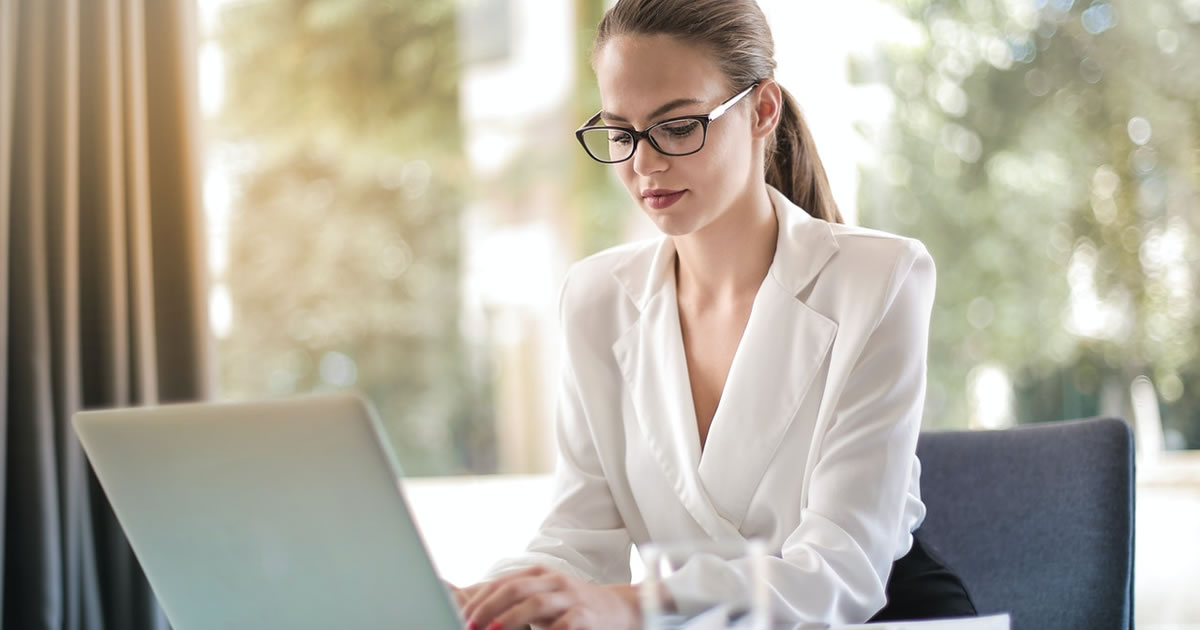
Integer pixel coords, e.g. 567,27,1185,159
575,82,760,164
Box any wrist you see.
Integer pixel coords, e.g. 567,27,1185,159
614,583,642,615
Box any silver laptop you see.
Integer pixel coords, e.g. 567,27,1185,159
73,392,464,630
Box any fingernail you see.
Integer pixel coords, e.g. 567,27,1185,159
466,623,477,630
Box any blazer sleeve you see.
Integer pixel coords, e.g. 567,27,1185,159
663,242,936,624
482,269,633,585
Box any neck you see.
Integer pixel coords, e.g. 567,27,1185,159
673,184,777,307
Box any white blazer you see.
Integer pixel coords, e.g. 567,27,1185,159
486,185,935,625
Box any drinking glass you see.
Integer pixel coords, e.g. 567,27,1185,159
638,539,770,630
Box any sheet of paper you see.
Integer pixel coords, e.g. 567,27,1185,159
663,611,1010,630
830,613,1010,630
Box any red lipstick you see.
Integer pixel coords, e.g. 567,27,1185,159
642,188,686,210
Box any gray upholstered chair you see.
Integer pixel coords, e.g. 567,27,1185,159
915,418,1136,630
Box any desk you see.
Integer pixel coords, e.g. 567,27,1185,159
656,606,1008,630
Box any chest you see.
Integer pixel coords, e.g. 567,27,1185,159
676,300,754,448
604,268,847,539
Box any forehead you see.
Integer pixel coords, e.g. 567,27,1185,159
593,34,728,122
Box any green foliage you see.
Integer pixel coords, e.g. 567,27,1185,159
573,0,630,255
213,0,493,474
217,0,463,154
855,0,1199,443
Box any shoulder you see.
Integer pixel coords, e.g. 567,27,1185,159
827,223,934,291
808,222,936,324
828,223,931,274
771,185,932,299
557,236,661,320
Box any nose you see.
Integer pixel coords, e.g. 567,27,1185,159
631,139,668,176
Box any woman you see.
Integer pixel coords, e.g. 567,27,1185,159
455,1,976,628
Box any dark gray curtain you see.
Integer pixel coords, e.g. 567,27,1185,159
1,0,212,628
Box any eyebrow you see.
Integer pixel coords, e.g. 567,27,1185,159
600,97,705,124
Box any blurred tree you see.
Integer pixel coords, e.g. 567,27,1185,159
463,0,628,257
854,0,1199,444
573,0,631,255
213,0,495,474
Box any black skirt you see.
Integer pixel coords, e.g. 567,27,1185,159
868,532,978,622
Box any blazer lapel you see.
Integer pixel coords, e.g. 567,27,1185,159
697,187,841,529
611,240,742,539
696,280,838,528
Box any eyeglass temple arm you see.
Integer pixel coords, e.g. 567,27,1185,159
708,83,759,121
577,111,603,131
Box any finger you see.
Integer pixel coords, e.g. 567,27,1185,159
464,574,561,628
490,591,572,630
461,578,509,621
461,568,546,618
457,583,487,605
466,575,560,628
546,608,586,630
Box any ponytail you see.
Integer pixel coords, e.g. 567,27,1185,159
766,86,843,224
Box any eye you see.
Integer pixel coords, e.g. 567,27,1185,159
662,120,699,137
609,133,632,145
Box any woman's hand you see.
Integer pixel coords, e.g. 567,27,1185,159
459,566,641,630
446,581,485,611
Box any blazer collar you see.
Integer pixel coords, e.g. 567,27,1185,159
610,185,840,311
610,185,841,537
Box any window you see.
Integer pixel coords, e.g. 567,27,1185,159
198,0,1197,614
199,0,1199,462
851,0,1199,447
199,0,637,477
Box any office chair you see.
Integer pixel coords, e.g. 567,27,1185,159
915,418,1136,630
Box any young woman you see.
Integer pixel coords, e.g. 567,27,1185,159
455,1,976,628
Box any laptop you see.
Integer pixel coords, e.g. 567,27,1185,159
73,392,465,630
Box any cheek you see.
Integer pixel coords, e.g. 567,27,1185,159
712,134,759,193
705,125,753,171
679,134,745,187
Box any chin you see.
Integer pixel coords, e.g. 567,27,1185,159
648,212,703,238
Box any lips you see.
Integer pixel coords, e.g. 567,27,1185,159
642,188,686,210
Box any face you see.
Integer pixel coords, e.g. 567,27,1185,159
592,35,773,237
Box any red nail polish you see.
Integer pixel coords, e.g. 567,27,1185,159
466,623,477,630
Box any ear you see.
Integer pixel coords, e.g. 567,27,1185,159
750,79,783,141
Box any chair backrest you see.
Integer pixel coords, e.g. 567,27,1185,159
915,418,1135,630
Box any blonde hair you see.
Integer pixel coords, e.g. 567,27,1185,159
593,0,843,223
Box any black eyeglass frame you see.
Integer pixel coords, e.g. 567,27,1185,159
574,82,761,164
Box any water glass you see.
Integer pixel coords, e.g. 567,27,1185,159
639,538,770,630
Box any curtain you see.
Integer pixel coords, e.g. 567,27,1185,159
1,0,212,628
